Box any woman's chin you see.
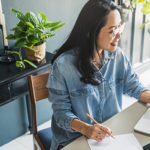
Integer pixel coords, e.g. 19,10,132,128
106,47,117,52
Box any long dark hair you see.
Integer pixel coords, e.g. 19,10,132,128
52,0,121,85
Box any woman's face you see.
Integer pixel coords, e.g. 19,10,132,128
97,9,123,52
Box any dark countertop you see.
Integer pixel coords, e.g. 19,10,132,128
0,52,54,86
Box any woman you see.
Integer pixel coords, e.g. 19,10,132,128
47,0,150,149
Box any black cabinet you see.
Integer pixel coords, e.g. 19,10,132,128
0,52,54,131
0,83,11,102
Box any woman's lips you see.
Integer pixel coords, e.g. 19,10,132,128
111,42,117,46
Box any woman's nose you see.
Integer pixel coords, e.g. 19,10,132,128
115,32,121,40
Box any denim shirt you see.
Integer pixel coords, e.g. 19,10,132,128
47,47,147,150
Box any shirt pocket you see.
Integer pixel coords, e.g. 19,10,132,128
108,79,124,89
70,87,94,98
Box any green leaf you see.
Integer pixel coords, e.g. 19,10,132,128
29,39,39,44
14,29,26,40
140,20,150,29
24,45,39,52
37,13,43,24
27,35,40,45
16,61,26,69
11,26,26,39
6,34,16,40
5,50,19,55
43,21,61,28
138,0,146,3
26,22,34,28
47,34,55,38
36,28,44,34
24,59,37,68
37,9,47,23
41,32,54,39
50,23,65,31
142,2,150,14
25,12,39,25
11,9,25,22
17,21,27,31
11,26,25,35
14,39,26,48
14,31,25,39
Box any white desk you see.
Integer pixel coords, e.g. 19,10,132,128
62,102,150,150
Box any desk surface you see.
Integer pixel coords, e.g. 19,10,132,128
62,102,150,150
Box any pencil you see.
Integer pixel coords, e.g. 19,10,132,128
86,113,115,139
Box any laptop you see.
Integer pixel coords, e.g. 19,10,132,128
134,107,150,135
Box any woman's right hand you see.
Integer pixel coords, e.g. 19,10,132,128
82,123,113,142
71,118,112,142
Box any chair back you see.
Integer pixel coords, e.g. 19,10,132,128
28,72,50,150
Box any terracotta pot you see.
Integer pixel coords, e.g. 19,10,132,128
25,43,46,62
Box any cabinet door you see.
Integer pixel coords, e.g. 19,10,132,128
11,77,28,98
0,84,11,104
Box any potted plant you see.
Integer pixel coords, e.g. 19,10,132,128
7,9,65,69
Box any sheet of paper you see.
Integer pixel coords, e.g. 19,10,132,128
87,133,143,150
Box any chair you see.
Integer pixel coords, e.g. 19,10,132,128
28,72,52,150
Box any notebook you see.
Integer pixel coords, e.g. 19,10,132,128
134,107,150,135
87,133,143,150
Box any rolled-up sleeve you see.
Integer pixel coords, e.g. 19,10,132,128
47,62,77,132
123,58,148,100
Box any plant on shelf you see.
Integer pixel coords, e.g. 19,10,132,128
6,8,65,69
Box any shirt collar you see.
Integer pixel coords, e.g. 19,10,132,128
104,50,115,60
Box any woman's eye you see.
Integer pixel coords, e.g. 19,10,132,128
109,31,114,34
